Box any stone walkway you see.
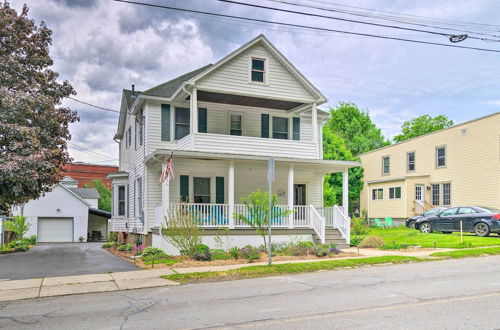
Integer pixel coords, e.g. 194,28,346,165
0,247,453,302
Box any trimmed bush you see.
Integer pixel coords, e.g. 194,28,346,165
192,244,212,261
117,244,132,251
142,247,167,258
7,241,29,252
359,235,385,248
350,236,363,247
102,241,116,248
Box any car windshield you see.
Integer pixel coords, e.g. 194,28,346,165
478,207,500,213
424,208,441,216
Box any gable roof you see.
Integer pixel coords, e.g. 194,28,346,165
114,89,142,140
69,188,100,199
56,184,91,206
185,34,327,103
142,64,212,98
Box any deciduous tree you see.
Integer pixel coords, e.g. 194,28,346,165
0,2,78,214
393,114,454,143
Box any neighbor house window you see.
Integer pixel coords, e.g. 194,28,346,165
372,188,383,200
382,156,390,175
136,178,143,216
118,186,126,216
431,184,440,206
126,126,131,149
135,110,144,148
229,113,243,136
251,58,265,83
193,177,210,203
436,146,446,168
389,187,402,199
407,152,415,171
442,183,451,206
175,107,190,140
272,117,288,139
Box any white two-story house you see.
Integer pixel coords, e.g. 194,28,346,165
109,35,358,252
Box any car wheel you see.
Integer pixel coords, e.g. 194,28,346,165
420,222,432,233
441,231,452,234
408,221,416,229
474,223,490,237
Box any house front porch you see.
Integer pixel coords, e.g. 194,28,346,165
144,150,357,249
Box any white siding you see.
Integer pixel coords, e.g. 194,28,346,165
196,43,316,102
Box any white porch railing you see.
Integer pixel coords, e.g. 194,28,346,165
152,203,349,245
309,205,325,243
318,206,350,244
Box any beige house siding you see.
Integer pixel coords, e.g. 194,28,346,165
360,112,500,219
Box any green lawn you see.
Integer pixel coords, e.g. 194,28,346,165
365,227,500,249
430,246,500,258
163,256,421,284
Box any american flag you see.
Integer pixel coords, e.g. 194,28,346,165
159,157,174,184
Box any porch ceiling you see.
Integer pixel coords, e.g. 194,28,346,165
189,90,304,111
146,149,360,173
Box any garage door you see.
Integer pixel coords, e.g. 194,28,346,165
38,218,73,242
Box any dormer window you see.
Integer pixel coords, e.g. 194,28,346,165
251,58,265,83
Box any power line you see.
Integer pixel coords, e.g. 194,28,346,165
302,0,500,30
262,0,500,39
218,0,499,42
111,0,500,53
68,97,120,113
68,141,118,161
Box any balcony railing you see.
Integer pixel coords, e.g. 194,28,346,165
176,133,319,159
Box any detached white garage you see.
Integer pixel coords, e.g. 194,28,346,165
38,217,74,243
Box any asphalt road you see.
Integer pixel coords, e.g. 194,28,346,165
0,255,499,329
0,243,138,280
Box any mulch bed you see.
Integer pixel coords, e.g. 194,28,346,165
105,247,359,269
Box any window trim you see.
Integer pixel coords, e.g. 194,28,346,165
435,145,447,169
272,116,289,140
388,186,402,200
406,151,416,172
382,155,390,175
430,182,452,206
174,107,190,140
248,56,268,84
228,111,244,136
117,185,126,217
371,188,384,200
193,177,211,204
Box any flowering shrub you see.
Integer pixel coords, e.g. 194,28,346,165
132,244,146,256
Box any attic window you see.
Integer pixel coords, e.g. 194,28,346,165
251,58,265,83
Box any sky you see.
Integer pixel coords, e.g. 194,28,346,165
10,0,500,165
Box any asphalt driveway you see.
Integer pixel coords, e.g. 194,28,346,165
0,243,139,280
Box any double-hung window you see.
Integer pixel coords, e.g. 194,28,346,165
194,177,211,203
382,156,390,175
442,183,451,206
407,152,415,171
272,117,288,139
436,146,446,168
431,184,440,206
117,186,126,216
389,187,401,199
251,58,265,83
229,113,243,136
175,107,190,140
372,188,383,200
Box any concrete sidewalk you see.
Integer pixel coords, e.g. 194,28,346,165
0,247,453,302
0,268,178,302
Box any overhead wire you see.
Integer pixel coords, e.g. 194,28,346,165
111,0,500,53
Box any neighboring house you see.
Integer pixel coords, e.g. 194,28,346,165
63,163,118,189
12,176,110,242
360,112,500,220
108,35,359,253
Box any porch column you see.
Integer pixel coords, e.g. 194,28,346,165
190,87,198,134
228,160,235,229
288,163,294,229
161,161,170,224
312,102,318,143
342,167,349,216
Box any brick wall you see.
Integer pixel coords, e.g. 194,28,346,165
63,163,118,189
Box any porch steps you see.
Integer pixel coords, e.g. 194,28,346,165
313,228,349,249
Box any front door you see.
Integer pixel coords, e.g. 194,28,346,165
415,185,424,203
294,184,306,221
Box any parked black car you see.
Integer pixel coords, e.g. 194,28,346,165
415,206,500,237
405,207,447,229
